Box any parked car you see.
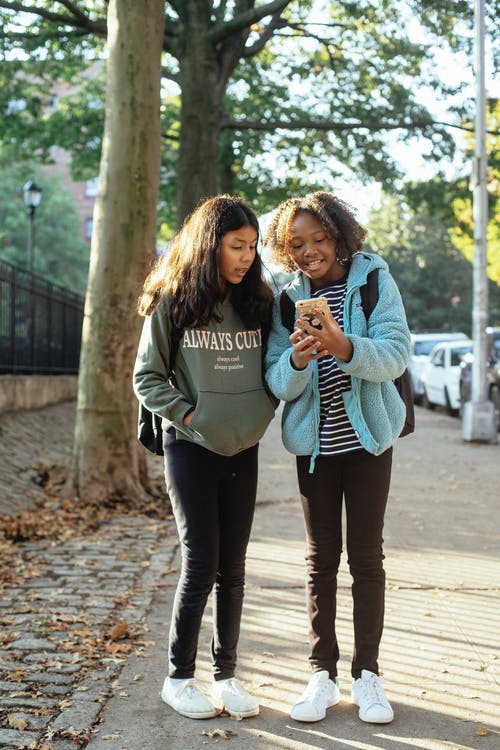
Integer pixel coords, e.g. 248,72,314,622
409,332,469,403
421,340,473,414
459,327,500,430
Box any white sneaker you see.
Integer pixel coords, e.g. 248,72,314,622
211,677,259,718
290,670,341,722
161,677,220,719
351,669,394,724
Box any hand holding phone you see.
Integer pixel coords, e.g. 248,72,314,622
295,297,329,330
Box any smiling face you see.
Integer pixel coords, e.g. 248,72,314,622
289,210,346,288
218,224,258,286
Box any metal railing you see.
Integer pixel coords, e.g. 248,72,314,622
0,260,85,374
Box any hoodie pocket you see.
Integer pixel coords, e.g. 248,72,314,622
187,388,275,455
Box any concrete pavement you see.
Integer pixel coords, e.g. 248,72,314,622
1,404,499,749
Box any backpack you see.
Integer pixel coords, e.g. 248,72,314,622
137,325,182,456
279,268,415,438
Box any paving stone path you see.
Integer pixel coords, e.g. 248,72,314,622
0,514,176,750
0,401,179,750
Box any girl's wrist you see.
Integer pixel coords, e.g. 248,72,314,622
290,352,307,370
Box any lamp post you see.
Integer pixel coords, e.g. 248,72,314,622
22,180,43,276
462,0,497,443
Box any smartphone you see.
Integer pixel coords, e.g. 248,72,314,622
295,297,329,330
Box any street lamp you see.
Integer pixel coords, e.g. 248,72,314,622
23,180,43,275
461,0,497,443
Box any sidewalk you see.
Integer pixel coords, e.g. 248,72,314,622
1,404,499,749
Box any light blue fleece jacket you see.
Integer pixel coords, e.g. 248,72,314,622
265,252,411,470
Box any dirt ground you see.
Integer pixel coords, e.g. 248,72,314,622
0,401,166,518
1,398,498,528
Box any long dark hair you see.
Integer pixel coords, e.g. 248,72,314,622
138,195,273,330
264,191,367,271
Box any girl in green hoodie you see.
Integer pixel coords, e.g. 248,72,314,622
133,196,276,721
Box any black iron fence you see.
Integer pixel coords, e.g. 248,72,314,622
0,260,85,374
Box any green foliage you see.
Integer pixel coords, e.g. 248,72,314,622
448,99,500,284
403,99,500,289
222,0,460,198
0,153,90,293
366,193,500,331
367,195,471,333
2,0,494,222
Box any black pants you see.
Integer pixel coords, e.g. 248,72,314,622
296,447,392,680
163,430,258,680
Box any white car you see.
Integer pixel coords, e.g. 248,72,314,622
409,332,469,402
421,340,473,414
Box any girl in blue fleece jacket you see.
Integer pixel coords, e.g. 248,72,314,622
264,192,410,726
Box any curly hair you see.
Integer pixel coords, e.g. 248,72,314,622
264,191,367,272
137,195,273,331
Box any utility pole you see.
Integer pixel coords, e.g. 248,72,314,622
462,0,497,443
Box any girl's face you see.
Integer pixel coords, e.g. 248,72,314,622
289,211,345,288
219,224,258,285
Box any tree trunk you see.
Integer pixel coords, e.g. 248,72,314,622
71,0,165,503
176,6,222,222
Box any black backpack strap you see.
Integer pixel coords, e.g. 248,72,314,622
359,268,415,437
137,315,183,456
360,268,380,320
137,403,164,456
279,283,295,333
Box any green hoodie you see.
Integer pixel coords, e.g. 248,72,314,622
133,297,276,456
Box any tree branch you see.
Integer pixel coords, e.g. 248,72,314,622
1,28,94,42
221,117,500,136
161,66,180,85
209,0,292,44
221,117,437,132
167,0,183,11
0,0,107,35
54,0,94,23
242,13,288,57
433,120,500,136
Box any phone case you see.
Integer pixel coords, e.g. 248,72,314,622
295,297,329,330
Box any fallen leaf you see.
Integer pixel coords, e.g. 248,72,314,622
8,715,28,730
108,622,130,642
476,727,490,736
6,669,25,682
202,728,237,739
105,642,133,655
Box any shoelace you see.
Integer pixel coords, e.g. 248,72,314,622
221,678,247,697
302,678,330,704
177,678,200,698
358,675,387,705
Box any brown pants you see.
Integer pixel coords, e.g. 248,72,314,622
296,447,393,679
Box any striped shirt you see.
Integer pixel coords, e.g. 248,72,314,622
312,279,362,455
